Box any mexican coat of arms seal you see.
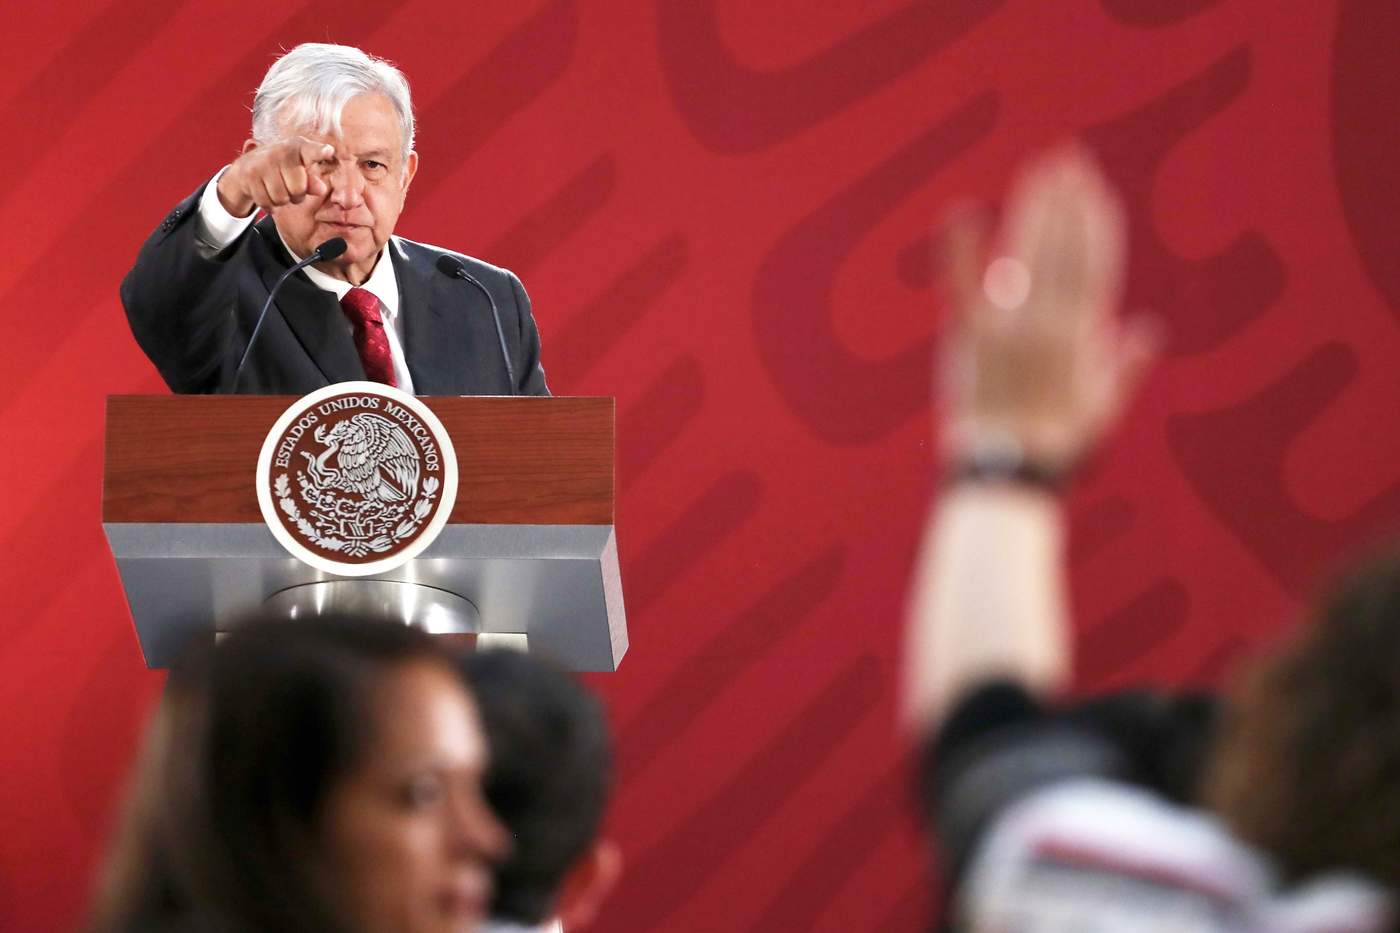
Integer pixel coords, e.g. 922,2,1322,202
256,382,458,575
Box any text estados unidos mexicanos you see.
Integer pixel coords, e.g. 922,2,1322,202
271,396,440,472
383,400,440,471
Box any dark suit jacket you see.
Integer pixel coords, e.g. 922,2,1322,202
121,183,549,396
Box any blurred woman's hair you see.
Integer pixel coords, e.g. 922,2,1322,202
88,615,449,933
1207,546,1400,888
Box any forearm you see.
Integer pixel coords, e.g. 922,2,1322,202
903,483,1070,735
902,148,1148,737
121,184,243,393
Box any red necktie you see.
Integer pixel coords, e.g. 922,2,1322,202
339,287,397,387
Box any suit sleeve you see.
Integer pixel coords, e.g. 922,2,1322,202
120,181,249,394
507,270,550,397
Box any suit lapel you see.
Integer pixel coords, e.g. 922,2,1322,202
394,238,465,395
253,219,366,385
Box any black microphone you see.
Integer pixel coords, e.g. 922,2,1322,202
231,236,348,392
435,254,517,396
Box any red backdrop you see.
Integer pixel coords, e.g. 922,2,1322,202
2,1,1398,929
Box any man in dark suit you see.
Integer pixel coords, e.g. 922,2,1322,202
122,43,548,396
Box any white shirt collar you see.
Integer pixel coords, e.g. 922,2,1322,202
479,920,563,933
276,227,400,323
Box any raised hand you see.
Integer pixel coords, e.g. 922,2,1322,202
940,146,1159,473
216,137,336,217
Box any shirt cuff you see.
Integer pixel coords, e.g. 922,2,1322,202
196,166,256,250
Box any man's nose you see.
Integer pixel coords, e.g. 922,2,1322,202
326,161,365,208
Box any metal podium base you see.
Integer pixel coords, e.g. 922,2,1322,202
106,523,625,670
260,580,482,634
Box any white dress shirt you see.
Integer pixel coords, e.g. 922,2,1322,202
195,169,416,392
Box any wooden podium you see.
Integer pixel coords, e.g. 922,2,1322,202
102,395,627,671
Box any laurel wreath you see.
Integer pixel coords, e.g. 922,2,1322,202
274,473,440,559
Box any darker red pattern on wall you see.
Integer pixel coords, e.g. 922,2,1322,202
0,2,1396,931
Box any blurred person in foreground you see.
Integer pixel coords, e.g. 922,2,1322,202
460,650,620,933
88,615,509,933
904,146,1397,931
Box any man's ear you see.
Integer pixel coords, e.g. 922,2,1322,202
241,138,259,155
402,150,419,195
554,839,622,930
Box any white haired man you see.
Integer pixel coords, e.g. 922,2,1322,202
122,43,549,396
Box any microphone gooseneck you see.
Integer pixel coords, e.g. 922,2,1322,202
231,237,348,392
314,237,348,262
434,254,517,396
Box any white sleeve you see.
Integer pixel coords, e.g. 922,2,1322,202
195,166,256,251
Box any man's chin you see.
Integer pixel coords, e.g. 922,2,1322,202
312,243,383,284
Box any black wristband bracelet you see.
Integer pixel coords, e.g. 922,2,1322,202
944,452,1072,491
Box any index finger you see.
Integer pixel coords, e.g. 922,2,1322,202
296,138,336,167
